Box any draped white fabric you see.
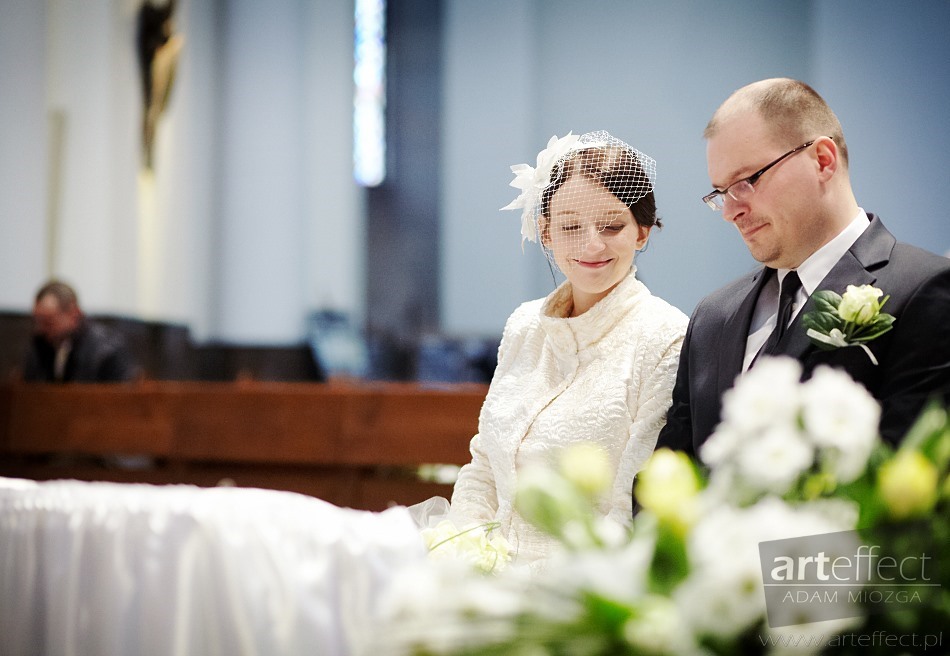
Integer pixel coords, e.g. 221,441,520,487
0,477,427,656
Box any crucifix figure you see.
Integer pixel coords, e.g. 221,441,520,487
136,0,183,170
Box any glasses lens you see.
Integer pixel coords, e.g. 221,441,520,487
703,192,724,211
729,180,754,203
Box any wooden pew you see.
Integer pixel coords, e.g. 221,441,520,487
0,381,487,511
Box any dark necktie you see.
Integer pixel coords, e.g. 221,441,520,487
761,270,802,356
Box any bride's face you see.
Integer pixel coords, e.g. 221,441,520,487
545,175,650,314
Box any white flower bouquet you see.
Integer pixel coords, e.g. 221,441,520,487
377,358,949,655
421,519,512,574
703,358,881,504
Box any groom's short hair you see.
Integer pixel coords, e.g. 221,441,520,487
704,78,849,168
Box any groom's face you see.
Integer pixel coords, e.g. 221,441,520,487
706,112,822,269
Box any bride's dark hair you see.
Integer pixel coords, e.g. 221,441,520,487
540,145,660,231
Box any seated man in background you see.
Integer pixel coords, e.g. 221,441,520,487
23,280,137,383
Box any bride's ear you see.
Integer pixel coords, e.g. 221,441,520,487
540,218,552,248
635,224,652,250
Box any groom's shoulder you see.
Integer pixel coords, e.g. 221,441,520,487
865,216,950,279
889,241,950,277
870,241,950,302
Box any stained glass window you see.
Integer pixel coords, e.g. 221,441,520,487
353,0,386,187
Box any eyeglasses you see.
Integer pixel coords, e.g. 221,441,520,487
702,140,815,211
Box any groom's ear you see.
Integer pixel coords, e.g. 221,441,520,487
814,136,839,182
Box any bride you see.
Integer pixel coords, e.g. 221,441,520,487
447,131,688,567
0,132,689,653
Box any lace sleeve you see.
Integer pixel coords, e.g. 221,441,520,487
447,301,535,526
448,431,498,526
607,319,686,525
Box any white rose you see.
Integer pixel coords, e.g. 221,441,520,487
675,555,764,638
681,506,771,637
547,539,652,605
736,424,815,495
680,499,855,640
801,367,880,483
700,424,742,468
721,357,803,435
837,284,883,325
624,595,697,655
421,520,465,553
376,558,525,653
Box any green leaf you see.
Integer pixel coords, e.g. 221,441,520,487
811,290,842,314
802,311,842,334
848,310,894,340
876,312,896,328
647,522,690,596
834,456,890,527
900,402,947,450
582,592,636,633
900,402,950,472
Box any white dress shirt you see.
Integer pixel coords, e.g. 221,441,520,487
53,340,72,381
743,210,871,371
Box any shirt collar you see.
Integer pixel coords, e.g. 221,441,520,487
777,208,870,293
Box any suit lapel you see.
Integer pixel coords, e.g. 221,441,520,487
718,268,771,395
773,215,894,361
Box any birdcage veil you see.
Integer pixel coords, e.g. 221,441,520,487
501,131,656,272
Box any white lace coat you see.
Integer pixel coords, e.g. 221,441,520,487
449,268,688,567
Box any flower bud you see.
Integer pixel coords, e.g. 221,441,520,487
837,284,883,325
559,443,612,497
516,466,588,539
635,449,700,533
877,450,939,519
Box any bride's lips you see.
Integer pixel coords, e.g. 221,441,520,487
575,259,613,269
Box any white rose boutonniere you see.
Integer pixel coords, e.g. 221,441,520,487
802,284,895,364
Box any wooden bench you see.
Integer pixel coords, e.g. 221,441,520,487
0,381,487,511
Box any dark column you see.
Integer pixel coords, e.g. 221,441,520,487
365,0,442,378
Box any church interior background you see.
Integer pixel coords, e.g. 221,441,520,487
1,0,947,383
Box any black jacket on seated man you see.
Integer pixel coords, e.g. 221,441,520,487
24,319,137,383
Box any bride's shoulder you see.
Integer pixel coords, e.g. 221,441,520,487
506,297,545,329
632,292,689,333
494,298,545,360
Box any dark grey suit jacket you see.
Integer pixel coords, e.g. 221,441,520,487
23,320,137,383
657,215,950,455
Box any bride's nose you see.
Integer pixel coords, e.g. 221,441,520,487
582,226,608,252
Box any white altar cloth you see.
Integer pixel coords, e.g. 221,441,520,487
0,476,427,656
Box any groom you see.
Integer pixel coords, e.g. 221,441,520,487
656,78,950,458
